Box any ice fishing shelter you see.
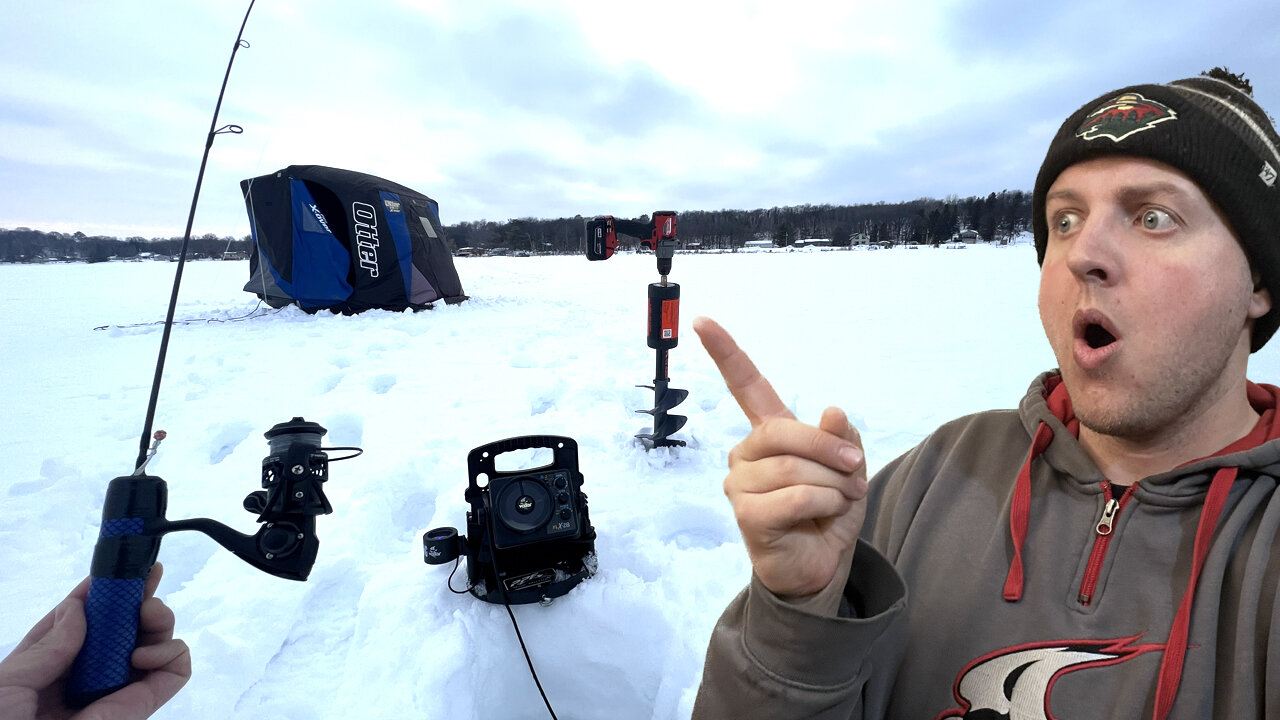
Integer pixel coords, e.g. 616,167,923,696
241,165,466,312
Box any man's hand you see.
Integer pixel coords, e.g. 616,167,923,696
0,563,191,720
694,317,869,601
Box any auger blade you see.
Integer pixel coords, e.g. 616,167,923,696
654,412,687,437
635,412,687,447
653,386,688,413
635,383,688,415
636,394,688,416
634,432,687,448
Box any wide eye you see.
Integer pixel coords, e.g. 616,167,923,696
1141,208,1175,231
1053,211,1080,235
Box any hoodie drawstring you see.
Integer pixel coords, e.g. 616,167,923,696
1151,465,1237,720
1002,421,1054,601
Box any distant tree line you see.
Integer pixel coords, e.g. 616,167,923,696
445,216,586,255
1,189,1031,262
441,190,1032,254
676,190,1030,250
0,229,251,263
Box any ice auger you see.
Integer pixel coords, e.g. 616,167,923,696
585,212,687,448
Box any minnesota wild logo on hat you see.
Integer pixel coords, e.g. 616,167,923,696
1076,93,1178,143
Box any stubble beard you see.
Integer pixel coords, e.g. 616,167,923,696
1068,313,1248,446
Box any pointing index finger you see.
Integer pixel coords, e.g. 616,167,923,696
693,316,794,427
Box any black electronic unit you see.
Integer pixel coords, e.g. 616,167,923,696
424,435,597,605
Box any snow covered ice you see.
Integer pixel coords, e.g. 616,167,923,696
5,242,1279,719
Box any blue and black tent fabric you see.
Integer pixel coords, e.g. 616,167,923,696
241,165,466,312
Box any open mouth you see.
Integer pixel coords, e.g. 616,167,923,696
1083,322,1117,350
1073,310,1120,360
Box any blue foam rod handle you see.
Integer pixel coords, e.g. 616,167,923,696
67,516,151,706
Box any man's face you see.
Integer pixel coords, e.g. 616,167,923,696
1038,156,1271,441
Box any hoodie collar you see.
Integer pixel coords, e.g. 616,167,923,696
1020,373,1280,482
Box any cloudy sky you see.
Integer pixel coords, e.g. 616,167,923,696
2,0,1278,240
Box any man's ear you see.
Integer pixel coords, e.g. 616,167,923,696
1250,272,1272,320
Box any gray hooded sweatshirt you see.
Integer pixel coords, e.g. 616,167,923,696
692,372,1280,719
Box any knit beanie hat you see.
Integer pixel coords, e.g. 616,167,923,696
1032,75,1280,351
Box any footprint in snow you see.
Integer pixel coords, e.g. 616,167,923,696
655,500,736,550
208,421,255,464
317,372,345,393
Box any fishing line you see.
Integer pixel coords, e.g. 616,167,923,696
135,0,256,472
92,300,284,331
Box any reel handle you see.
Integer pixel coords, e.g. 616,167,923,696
67,475,166,706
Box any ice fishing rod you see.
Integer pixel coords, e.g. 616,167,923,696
67,1,362,706
133,2,252,472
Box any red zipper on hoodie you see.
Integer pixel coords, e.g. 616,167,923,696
1077,480,1138,606
1074,383,1279,608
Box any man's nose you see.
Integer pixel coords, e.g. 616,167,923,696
1065,215,1119,286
